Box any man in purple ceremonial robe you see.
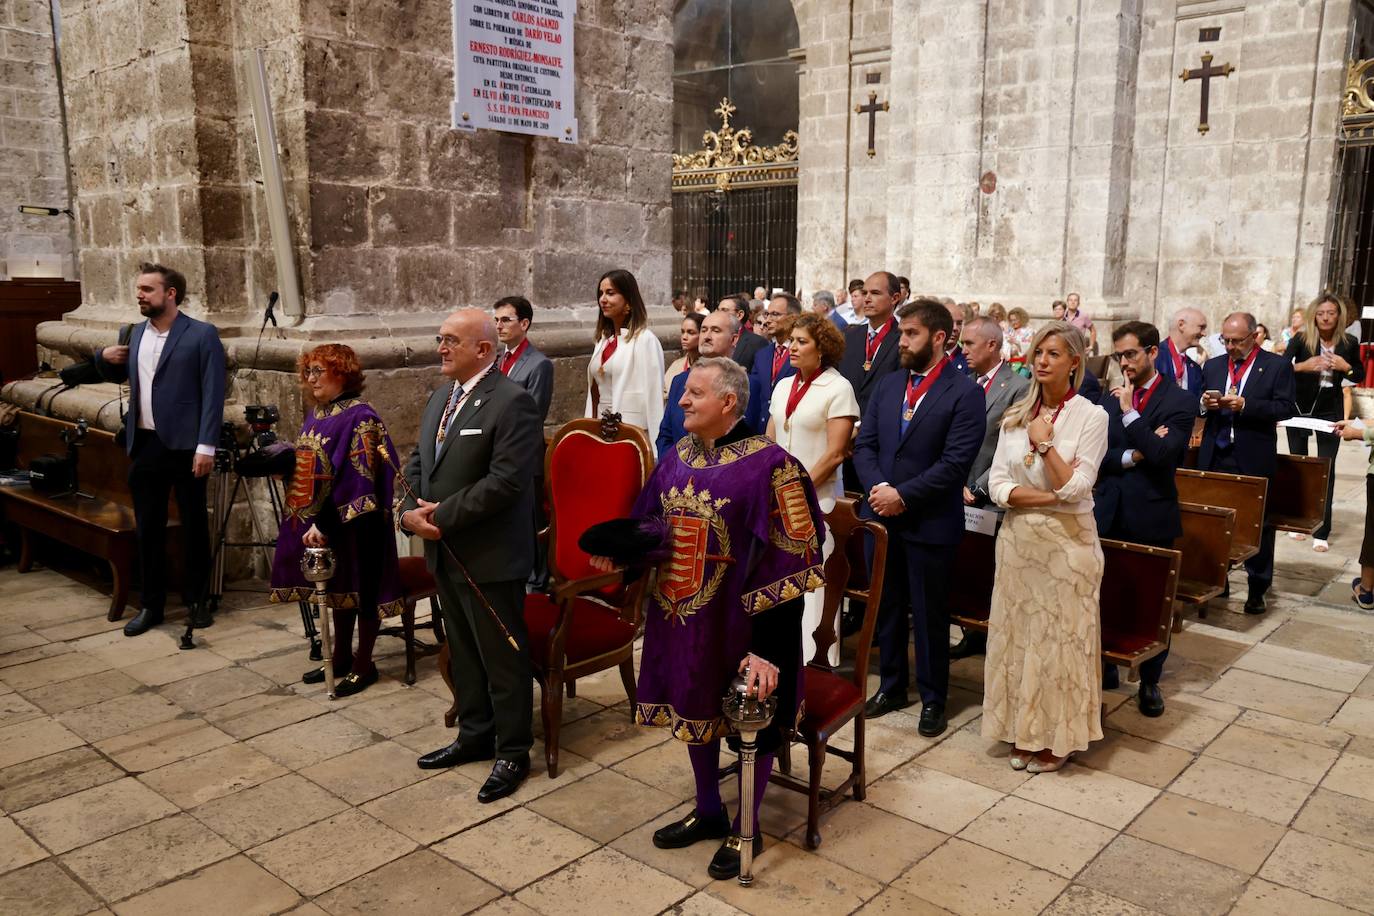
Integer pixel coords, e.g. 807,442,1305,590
589,356,825,881
269,344,403,698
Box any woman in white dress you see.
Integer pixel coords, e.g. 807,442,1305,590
766,313,860,666
982,321,1108,774
585,269,666,434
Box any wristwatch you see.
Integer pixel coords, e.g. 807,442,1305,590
1036,439,1052,456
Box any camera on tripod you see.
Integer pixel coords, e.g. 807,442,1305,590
244,404,280,449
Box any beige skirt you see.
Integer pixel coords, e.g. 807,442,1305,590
980,508,1104,757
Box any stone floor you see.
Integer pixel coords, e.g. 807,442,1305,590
3,445,1374,915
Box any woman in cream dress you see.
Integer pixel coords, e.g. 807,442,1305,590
766,313,859,666
983,321,1108,773
585,269,666,434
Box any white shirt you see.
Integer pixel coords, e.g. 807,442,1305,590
135,325,170,432
989,395,1109,515
768,367,860,512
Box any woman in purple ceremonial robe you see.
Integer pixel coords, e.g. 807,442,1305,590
268,344,403,697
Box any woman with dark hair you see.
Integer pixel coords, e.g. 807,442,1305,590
585,268,666,434
665,311,705,396
268,344,403,697
1287,292,1361,552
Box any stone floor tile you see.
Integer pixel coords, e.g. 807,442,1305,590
610,736,701,798
201,691,323,740
1231,642,1372,693
82,630,184,670
526,768,677,844
247,809,415,897
915,722,1035,793
1125,792,1284,874
1294,788,1374,853
706,840,881,915
664,891,750,916
0,860,100,916
1321,752,1374,802
391,721,461,754
156,666,277,714
1204,723,1341,784
1258,830,1374,912
94,718,234,773
361,769,509,845
0,691,43,728
433,808,598,892
120,648,233,688
1103,697,1232,752
138,742,287,808
469,900,542,916
55,691,184,743
1077,835,1248,916
1228,877,1364,916
109,854,300,916
198,625,304,663
245,712,379,770
335,684,453,738
893,836,1067,916
1331,696,1374,739
190,773,350,849
557,706,672,765
0,815,47,874
1073,729,1194,789
0,746,123,812
13,777,178,855
864,763,1003,834
301,740,432,805
787,801,944,884
852,887,956,915
1266,619,1374,664
0,651,111,691
1203,669,1349,725
1011,764,1158,830
516,847,692,916
0,629,50,656
1168,628,1251,669
21,668,143,715
0,642,73,671
959,796,1116,878
314,848,500,916
61,813,235,902
1170,756,1313,824
607,802,720,891
1233,709,1353,750
1038,885,1160,915
1351,735,1374,759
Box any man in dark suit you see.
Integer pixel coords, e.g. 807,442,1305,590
840,272,904,491
658,309,765,456
1155,307,1207,393
96,263,224,637
1197,311,1297,613
720,294,768,369
853,298,986,736
943,301,970,375
1093,321,1197,716
402,309,543,803
749,293,802,425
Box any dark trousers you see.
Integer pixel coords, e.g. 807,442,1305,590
1211,450,1277,595
128,430,210,612
433,572,533,760
1286,427,1340,539
876,538,954,706
527,475,549,592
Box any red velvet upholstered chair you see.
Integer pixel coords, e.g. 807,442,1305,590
526,415,654,777
770,497,887,848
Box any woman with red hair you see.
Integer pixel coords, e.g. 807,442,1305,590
268,344,403,697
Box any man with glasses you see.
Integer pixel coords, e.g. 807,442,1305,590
1093,321,1197,715
1197,312,1297,614
749,293,802,425
719,294,769,369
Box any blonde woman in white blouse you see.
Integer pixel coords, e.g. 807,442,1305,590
982,321,1108,774
766,313,860,666
585,269,665,434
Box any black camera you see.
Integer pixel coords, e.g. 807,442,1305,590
244,404,280,449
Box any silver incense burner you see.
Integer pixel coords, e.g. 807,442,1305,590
722,666,777,886
300,547,338,699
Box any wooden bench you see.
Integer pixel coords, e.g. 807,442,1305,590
949,530,1178,672
1175,468,1265,566
1269,453,1330,535
1172,502,1235,623
0,412,178,621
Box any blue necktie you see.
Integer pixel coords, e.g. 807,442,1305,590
900,374,924,436
1215,363,1239,449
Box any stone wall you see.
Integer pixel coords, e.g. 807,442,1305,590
1,0,73,278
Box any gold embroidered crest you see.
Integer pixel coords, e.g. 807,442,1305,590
349,419,385,478
285,432,333,522
769,461,819,558
654,479,732,623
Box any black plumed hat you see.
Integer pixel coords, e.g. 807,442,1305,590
578,516,671,567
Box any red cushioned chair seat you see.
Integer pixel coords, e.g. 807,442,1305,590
524,591,636,668
397,556,436,597
798,667,864,739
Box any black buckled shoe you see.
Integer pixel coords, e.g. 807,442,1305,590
1243,592,1267,615
652,808,731,849
477,755,530,803
949,632,986,660
188,603,214,629
1136,683,1165,718
416,739,496,770
918,703,948,737
707,833,764,881
333,668,377,698
302,660,351,685
123,608,163,637
863,691,911,720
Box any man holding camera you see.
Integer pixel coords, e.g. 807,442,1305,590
96,264,225,636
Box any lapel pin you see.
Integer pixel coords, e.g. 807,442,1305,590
474,399,482,407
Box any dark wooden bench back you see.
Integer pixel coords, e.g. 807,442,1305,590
1099,538,1178,667
1173,502,1235,605
1175,468,1265,563
14,411,131,504
949,530,996,629
1269,453,1329,535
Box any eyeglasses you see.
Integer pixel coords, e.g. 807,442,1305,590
1111,348,1149,362
303,367,327,379
493,316,519,325
1220,333,1255,346
435,335,462,348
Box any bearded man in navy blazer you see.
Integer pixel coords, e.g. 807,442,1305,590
1094,321,1197,717
96,263,225,637
853,298,985,737
1197,311,1297,613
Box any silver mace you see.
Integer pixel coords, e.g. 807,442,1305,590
300,546,338,699
722,665,776,887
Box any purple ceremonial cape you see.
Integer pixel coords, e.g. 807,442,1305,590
634,427,826,744
269,398,404,617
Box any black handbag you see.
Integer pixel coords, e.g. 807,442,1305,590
28,454,74,493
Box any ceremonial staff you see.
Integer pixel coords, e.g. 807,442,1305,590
375,440,520,652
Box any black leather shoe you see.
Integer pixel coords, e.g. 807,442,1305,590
1243,592,1267,615
1137,683,1165,718
123,608,163,637
416,740,495,770
949,632,986,660
302,660,351,685
188,603,214,629
1102,665,1121,690
707,834,764,880
653,808,731,849
477,756,530,803
864,691,911,719
333,668,377,698
917,703,948,737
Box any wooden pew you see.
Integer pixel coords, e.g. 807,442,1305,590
949,530,1179,672
0,412,179,620
1174,468,1264,566
1172,502,1235,623
1269,453,1330,535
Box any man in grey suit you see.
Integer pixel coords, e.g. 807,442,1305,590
96,263,224,637
402,309,543,803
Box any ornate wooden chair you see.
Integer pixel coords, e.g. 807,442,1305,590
525,415,654,776
770,496,887,848
378,555,444,686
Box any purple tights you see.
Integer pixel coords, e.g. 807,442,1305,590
686,739,774,830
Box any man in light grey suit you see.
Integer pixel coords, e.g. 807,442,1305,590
401,309,543,803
